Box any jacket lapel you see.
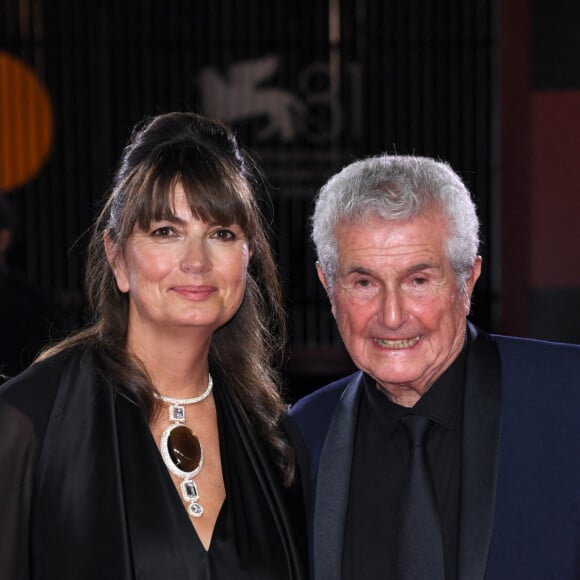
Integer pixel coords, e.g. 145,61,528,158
313,373,363,580
458,324,502,580
312,323,502,580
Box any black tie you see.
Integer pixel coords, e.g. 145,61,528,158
398,414,445,580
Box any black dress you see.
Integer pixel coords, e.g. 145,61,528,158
0,347,306,579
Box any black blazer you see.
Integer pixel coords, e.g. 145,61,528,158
288,323,580,579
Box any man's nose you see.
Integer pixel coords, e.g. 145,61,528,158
380,288,407,329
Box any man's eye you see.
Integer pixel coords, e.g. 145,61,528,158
412,277,427,286
354,278,372,288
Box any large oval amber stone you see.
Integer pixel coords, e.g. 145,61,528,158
167,425,201,472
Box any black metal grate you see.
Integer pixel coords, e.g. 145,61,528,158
1,0,497,360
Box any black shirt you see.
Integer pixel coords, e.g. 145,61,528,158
342,345,466,580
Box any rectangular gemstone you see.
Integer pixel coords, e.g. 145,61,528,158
170,405,185,422
181,479,199,501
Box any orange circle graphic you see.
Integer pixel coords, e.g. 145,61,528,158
0,52,53,194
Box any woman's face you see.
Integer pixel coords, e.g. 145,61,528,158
107,184,251,341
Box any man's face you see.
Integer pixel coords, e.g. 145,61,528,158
318,209,480,404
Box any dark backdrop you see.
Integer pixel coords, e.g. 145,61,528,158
1,0,497,398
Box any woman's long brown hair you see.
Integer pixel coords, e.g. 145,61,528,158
40,112,293,483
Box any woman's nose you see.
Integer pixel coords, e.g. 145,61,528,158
180,237,211,273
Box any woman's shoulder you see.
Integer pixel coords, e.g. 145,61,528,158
0,345,87,436
1,345,82,393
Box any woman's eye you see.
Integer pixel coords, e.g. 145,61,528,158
152,226,174,237
213,228,236,241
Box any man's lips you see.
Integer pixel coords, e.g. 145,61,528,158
373,335,421,349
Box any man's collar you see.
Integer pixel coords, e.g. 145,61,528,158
364,332,469,430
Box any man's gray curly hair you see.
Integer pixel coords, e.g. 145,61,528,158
311,154,480,295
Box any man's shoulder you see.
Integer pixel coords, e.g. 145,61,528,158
290,372,360,417
490,334,580,407
289,372,361,442
492,333,580,366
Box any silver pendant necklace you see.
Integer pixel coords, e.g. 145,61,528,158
153,374,213,518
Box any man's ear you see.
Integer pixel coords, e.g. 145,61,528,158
104,233,129,293
463,256,482,312
316,261,336,316
315,261,330,293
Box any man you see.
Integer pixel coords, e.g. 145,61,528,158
287,155,580,579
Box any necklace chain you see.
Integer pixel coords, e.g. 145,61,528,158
153,373,213,405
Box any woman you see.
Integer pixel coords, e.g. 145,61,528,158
0,112,306,579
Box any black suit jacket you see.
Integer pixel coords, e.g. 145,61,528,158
288,324,580,579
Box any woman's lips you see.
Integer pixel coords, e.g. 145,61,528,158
171,286,216,300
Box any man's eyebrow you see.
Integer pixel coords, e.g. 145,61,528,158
344,262,440,276
406,262,440,274
344,265,373,276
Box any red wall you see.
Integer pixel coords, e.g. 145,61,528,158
500,0,580,340
531,91,580,287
